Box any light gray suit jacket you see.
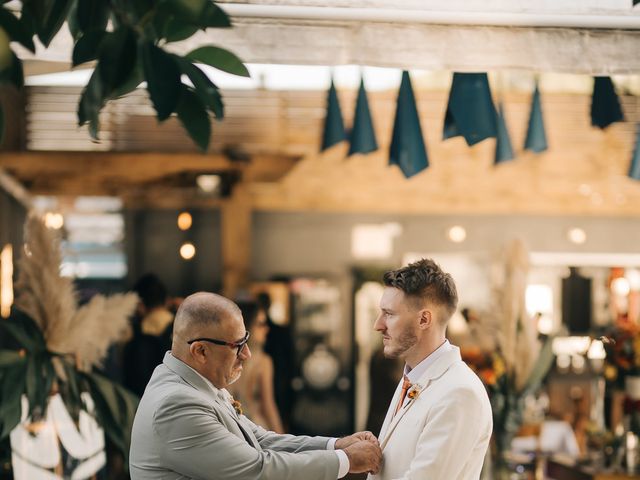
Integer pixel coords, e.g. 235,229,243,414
130,353,339,480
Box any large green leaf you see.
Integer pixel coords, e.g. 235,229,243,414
162,0,230,27
0,310,45,352
108,60,143,100
521,336,555,395
0,7,35,52
29,0,74,48
77,68,104,139
0,350,24,368
72,29,106,66
176,87,211,151
84,371,139,459
163,17,199,42
0,52,24,89
141,42,181,121
0,362,26,440
175,56,223,118
76,0,109,34
97,27,137,92
186,46,249,77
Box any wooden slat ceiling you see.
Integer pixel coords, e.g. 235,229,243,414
2,84,640,214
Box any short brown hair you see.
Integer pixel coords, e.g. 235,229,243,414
383,258,458,321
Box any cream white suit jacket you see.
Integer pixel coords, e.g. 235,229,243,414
368,346,492,480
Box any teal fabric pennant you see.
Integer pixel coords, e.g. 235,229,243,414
443,73,497,146
494,103,514,165
321,79,347,151
591,76,624,129
524,83,548,153
389,71,429,178
628,124,640,180
348,78,378,156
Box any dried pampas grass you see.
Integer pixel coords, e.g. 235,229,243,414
14,214,138,370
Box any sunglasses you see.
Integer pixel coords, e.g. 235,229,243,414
187,331,250,357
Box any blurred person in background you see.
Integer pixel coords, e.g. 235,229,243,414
231,300,284,433
123,273,174,397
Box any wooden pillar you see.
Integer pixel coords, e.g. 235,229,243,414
0,85,26,151
221,185,252,298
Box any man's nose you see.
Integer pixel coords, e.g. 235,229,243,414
373,314,384,332
240,343,251,360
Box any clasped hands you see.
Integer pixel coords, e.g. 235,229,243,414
336,431,382,475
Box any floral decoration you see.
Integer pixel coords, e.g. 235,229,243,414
407,383,424,400
232,399,243,416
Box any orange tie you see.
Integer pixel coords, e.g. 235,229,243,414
394,376,412,415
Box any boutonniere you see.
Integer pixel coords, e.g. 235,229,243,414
407,383,424,400
232,399,243,416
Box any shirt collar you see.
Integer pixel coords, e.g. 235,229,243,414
404,339,453,384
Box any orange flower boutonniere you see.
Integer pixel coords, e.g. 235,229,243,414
407,384,424,401
232,399,243,416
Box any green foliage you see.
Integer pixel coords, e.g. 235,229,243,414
0,309,139,464
0,0,249,151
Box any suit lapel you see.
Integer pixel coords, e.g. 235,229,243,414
379,347,463,450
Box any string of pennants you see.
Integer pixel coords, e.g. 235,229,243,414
321,71,637,180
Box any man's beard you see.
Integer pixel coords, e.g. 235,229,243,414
227,363,243,385
384,327,418,359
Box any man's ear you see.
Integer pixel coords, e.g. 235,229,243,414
189,342,207,364
418,309,433,330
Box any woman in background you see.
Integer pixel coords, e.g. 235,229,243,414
231,300,285,433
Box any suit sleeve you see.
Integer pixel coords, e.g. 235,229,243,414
251,421,332,453
153,394,339,480
394,389,491,480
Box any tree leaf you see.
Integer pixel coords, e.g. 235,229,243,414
200,2,231,28
0,363,26,440
0,51,22,90
72,29,106,66
25,355,40,417
186,46,249,77
97,27,137,92
76,0,109,34
0,350,24,368
141,42,181,121
0,7,35,53
176,87,211,151
31,0,74,48
108,60,143,100
0,310,44,351
163,18,199,42
174,56,223,118
77,67,104,139
67,0,80,40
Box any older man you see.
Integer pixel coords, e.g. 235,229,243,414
369,259,492,480
130,292,381,480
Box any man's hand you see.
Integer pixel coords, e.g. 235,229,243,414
335,431,378,450
343,440,383,474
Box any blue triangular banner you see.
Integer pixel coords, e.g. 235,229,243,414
349,78,378,156
389,71,429,178
591,76,624,129
494,103,514,165
524,83,548,153
628,124,640,180
443,73,498,146
321,79,347,151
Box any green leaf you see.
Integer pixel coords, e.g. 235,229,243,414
176,87,211,151
0,7,35,53
174,56,223,118
78,67,104,139
141,42,181,121
30,0,74,48
199,2,231,28
97,27,137,92
186,46,249,77
25,355,40,417
0,363,26,440
0,310,44,351
72,29,106,66
108,60,143,99
521,336,555,395
0,51,22,90
76,0,109,34
84,371,139,460
0,350,24,368
163,18,199,42
67,0,80,39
